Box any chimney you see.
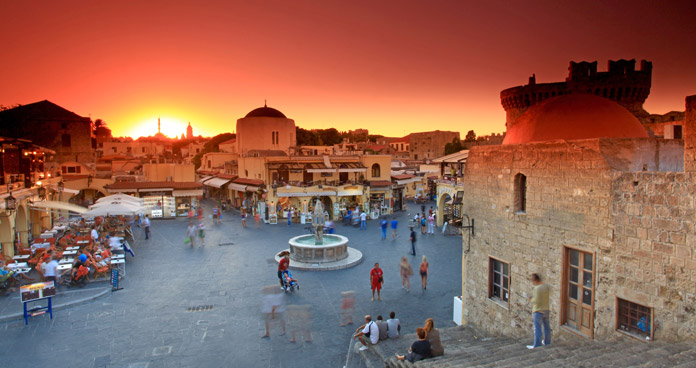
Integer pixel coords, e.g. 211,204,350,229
684,95,696,172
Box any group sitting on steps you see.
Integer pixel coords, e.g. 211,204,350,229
353,313,444,363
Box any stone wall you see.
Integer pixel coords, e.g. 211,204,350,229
460,139,696,342
461,140,616,339
612,172,696,340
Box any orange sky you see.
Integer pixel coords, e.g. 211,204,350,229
1,0,695,139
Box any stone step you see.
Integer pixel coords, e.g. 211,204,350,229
476,342,586,368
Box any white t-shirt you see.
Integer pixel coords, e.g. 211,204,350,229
44,260,59,277
387,318,400,338
362,321,379,344
91,229,99,241
360,212,367,221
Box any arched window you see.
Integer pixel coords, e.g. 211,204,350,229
514,173,526,213
371,163,381,178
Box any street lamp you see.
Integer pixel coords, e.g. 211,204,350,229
37,181,46,200
5,186,16,215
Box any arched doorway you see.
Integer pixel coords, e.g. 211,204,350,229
0,214,12,257
437,192,452,227
15,205,29,249
319,196,333,220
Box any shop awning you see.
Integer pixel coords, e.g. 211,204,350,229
306,168,336,173
173,189,203,197
199,176,214,183
395,177,421,185
205,178,230,188
30,201,88,214
227,183,247,192
337,162,367,173
245,186,260,192
278,191,336,197
337,189,363,196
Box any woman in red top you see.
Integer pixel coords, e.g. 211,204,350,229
370,263,384,302
278,251,290,290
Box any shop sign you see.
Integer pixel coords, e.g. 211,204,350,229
20,281,56,303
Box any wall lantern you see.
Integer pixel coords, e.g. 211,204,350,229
5,188,17,215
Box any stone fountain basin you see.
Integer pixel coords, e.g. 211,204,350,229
288,234,349,263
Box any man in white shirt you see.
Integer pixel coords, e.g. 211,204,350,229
360,211,367,230
43,256,60,284
142,215,151,240
90,227,99,243
353,315,379,351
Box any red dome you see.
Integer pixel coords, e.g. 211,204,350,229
502,94,649,145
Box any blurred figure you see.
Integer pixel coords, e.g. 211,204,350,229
261,285,286,338
198,221,206,246
390,218,398,239
420,256,429,291
340,291,355,326
186,221,196,247
400,257,413,292
254,211,261,228
287,304,312,342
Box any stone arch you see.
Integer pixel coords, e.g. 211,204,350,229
16,204,29,247
436,191,453,227
0,214,12,257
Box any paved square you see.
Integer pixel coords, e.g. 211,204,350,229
0,201,462,368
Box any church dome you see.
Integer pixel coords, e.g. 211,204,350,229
502,94,649,145
244,104,286,118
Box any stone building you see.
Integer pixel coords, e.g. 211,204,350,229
235,103,296,155
409,130,459,161
501,59,653,129
459,92,696,343
0,100,95,171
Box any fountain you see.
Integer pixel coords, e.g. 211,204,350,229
280,199,362,270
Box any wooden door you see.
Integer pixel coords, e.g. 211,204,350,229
563,248,594,337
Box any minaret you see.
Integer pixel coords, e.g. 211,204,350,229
186,122,193,139
158,117,161,134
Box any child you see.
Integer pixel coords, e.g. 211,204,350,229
241,212,247,228
254,212,261,228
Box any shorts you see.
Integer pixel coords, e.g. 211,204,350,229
420,271,427,277
371,282,381,291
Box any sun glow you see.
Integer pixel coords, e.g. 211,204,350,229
127,116,189,139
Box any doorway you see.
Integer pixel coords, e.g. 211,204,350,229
562,247,595,337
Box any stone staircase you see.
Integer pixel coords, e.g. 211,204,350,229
352,325,696,368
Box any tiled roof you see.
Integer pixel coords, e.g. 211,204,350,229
232,177,265,186
105,181,203,190
369,180,392,187
391,174,415,180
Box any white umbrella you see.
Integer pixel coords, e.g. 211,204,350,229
95,194,143,205
83,201,143,217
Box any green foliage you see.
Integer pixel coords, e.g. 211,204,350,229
444,137,465,155
317,128,342,145
296,127,319,146
192,133,235,170
465,130,476,142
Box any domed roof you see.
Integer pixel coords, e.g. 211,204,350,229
502,94,649,145
244,103,286,118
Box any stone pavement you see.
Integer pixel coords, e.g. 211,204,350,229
364,325,696,368
0,200,463,368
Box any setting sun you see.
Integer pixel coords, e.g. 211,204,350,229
126,116,189,139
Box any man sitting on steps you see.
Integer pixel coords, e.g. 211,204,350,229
353,315,379,351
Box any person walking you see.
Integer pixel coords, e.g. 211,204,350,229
399,257,413,292
278,251,290,290
419,256,429,290
409,228,417,256
370,263,384,301
380,218,388,240
254,211,261,228
142,215,151,240
390,218,398,239
527,273,551,349
197,206,203,222
360,211,367,230
198,221,206,246
420,214,427,234
242,211,247,228
427,214,435,235
186,221,196,247
212,206,219,224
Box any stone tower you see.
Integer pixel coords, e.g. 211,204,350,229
684,95,696,172
500,59,652,130
186,122,193,139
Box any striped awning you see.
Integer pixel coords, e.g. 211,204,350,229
337,162,367,173
204,178,230,188
227,183,247,192
173,189,203,197
337,189,363,196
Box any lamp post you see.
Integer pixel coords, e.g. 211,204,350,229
5,184,16,215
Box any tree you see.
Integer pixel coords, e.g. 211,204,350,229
444,137,465,155
317,128,342,145
296,127,319,146
464,130,476,142
192,133,235,169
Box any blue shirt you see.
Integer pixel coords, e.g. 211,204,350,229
391,220,398,229
380,220,387,229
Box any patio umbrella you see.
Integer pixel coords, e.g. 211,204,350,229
95,194,143,205
83,200,143,217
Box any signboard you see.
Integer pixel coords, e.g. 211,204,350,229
151,209,163,218
20,281,57,303
111,269,122,291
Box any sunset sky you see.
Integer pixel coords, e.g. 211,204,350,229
1,0,695,139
